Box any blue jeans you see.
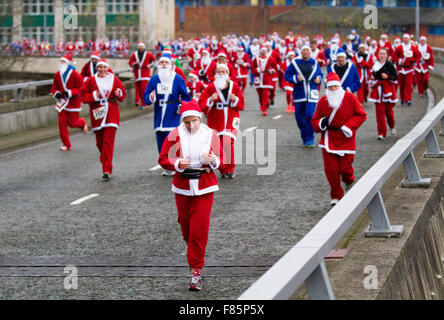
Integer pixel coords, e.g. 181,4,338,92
294,101,316,145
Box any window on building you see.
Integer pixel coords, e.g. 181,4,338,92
22,26,54,43
64,0,97,14
22,0,54,15
0,27,12,45
0,1,12,15
105,0,139,13
64,26,96,42
106,26,139,43
382,0,396,6
428,25,444,35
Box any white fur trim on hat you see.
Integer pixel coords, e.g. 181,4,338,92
327,80,341,87
181,110,202,119
337,52,347,58
216,63,229,74
60,57,71,64
96,60,110,68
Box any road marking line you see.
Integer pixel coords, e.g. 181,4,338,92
149,164,162,171
70,194,99,205
272,115,282,120
244,126,258,132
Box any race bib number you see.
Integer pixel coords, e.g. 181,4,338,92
310,90,319,100
404,50,413,58
424,52,430,60
157,83,171,95
93,106,106,120
232,117,240,129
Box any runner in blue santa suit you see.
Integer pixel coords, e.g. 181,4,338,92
144,52,192,175
325,38,342,67
284,44,323,147
327,51,361,94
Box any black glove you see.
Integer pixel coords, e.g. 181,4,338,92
320,117,329,130
63,91,69,98
55,92,62,99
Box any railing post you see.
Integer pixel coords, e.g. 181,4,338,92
10,88,23,102
401,152,431,187
365,191,403,237
425,129,444,157
440,116,444,136
304,261,335,300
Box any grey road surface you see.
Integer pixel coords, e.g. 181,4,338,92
0,83,428,299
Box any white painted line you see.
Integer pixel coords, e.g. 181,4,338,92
272,115,282,120
149,164,162,171
244,126,258,132
70,193,99,205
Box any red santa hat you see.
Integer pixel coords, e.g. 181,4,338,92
326,72,341,88
90,51,100,60
259,46,267,53
188,70,199,81
137,41,146,48
180,99,202,120
402,33,411,39
419,35,427,42
201,49,210,56
60,54,72,64
381,34,388,39
96,58,110,68
194,38,200,43
217,51,227,58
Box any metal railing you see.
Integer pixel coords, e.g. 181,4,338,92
0,68,133,102
239,98,444,300
432,47,444,64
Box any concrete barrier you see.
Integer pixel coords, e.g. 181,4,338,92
0,80,135,137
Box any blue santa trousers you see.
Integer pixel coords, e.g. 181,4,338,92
294,101,317,145
156,131,171,153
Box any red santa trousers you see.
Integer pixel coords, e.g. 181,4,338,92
134,80,148,106
94,127,117,174
175,192,214,269
322,149,355,200
237,78,247,93
270,82,276,102
256,88,270,112
285,90,293,107
219,135,235,174
57,110,86,148
356,82,369,105
375,102,395,137
398,72,414,102
414,72,429,95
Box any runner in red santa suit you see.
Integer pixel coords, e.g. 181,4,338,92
50,55,88,151
276,39,288,89
195,49,217,87
186,70,205,101
65,41,76,56
378,34,393,57
158,99,224,291
216,51,237,81
311,72,367,206
187,38,203,70
310,40,327,67
80,51,101,82
80,59,126,180
128,41,155,109
414,35,434,97
55,40,65,56
266,41,281,106
368,47,399,140
232,45,251,93
281,51,296,113
352,43,374,105
251,46,277,116
392,33,420,106
198,63,245,179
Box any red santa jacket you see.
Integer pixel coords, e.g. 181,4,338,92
79,73,126,131
186,80,205,100
378,40,393,57
280,59,294,91
393,43,420,74
158,123,223,196
312,91,367,155
50,68,83,112
80,61,114,82
198,80,245,140
232,51,251,78
175,66,186,81
187,46,203,65
352,53,374,84
311,48,327,67
128,50,155,81
195,59,217,86
251,55,278,89
415,44,434,73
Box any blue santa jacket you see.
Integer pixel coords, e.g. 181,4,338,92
327,61,362,93
325,47,344,66
144,72,192,132
284,58,323,104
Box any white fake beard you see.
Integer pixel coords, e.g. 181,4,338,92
158,66,171,84
330,44,339,51
214,74,228,89
201,55,211,65
326,87,345,109
58,63,68,74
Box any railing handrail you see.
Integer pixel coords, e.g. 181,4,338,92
0,68,133,92
432,47,444,53
238,97,444,300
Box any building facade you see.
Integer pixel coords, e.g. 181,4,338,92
0,0,175,49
